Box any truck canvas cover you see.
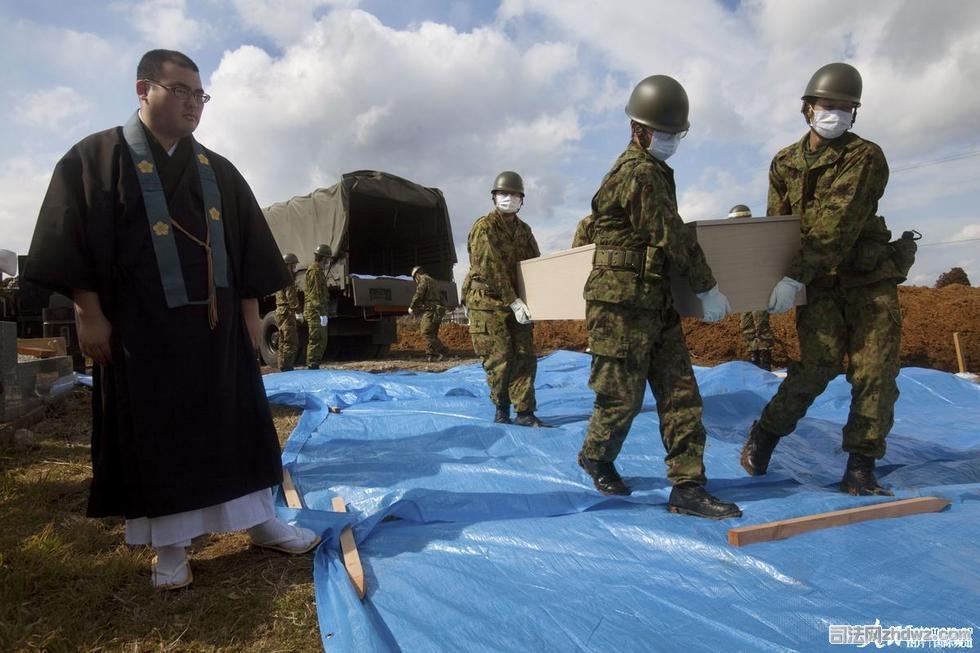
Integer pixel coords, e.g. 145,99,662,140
262,170,458,300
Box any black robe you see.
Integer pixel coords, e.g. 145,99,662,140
24,123,291,519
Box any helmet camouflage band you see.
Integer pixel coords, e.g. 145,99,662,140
283,252,299,265
492,171,525,195
727,204,752,219
802,62,862,107
625,75,690,133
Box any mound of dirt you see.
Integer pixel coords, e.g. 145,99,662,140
394,285,980,373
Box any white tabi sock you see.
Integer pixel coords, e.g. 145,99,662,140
247,518,296,543
153,543,188,571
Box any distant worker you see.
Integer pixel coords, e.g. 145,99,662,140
727,204,774,371
275,252,301,371
409,265,449,361
304,244,334,369
577,74,740,520
741,62,903,496
571,213,596,247
462,171,548,427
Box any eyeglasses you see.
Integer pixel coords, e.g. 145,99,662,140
142,79,211,104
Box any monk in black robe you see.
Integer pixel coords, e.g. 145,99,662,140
24,49,319,590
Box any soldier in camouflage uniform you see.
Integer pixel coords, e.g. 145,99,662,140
462,171,547,427
275,252,301,371
740,63,903,496
727,205,774,371
409,265,449,361
571,213,596,248
304,244,333,369
577,75,741,519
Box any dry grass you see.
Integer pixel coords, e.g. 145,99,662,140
0,389,321,653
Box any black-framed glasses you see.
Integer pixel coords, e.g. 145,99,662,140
142,79,211,104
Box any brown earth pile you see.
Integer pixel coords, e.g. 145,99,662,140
395,285,980,373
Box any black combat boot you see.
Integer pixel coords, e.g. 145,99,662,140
494,405,511,424
307,363,320,370
749,350,761,367
514,411,549,428
667,483,742,519
577,453,631,495
740,420,781,476
840,453,893,496
280,364,294,372
757,349,772,371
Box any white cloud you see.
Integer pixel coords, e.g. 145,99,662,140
10,86,94,130
230,0,358,46
115,0,212,51
0,156,59,256
198,8,589,260
953,224,980,240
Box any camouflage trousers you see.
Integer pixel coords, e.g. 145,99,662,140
581,301,707,485
419,306,448,356
304,310,327,365
275,312,298,369
758,278,901,458
468,308,537,412
740,310,773,352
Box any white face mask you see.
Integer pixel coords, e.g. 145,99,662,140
648,130,681,161
494,193,523,214
810,109,853,139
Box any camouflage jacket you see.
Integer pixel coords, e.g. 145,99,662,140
770,131,898,287
304,261,329,315
585,143,715,309
410,272,444,312
462,209,540,310
571,213,596,247
274,281,299,317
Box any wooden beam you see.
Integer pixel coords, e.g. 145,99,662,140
728,496,951,547
332,496,366,599
281,468,303,509
954,332,967,374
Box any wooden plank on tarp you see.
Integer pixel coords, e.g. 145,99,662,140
332,496,366,599
728,496,951,547
281,468,303,509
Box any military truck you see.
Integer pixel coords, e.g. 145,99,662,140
257,170,459,365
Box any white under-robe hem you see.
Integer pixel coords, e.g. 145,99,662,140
125,487,276,548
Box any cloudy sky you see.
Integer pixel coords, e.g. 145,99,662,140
2,0,978,287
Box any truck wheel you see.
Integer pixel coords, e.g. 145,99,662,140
258,312,280,367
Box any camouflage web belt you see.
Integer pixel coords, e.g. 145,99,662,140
592,246,644,273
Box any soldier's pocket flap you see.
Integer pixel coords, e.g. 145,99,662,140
467,310,488,334
588,331,628,359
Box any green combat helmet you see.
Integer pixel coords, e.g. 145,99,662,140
728,205,752,219
802,62,863,106
314,244,332,260
492,171,524,196
411,265,423,277
626,75,690,133
283,252,299,265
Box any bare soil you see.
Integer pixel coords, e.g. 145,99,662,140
393,284,980,373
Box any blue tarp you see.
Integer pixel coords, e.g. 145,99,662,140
265,351,980,652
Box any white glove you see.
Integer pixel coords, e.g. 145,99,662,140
407,307,414,315
695,285,732,323
509,298,532,324
319,315,329,327
767,277,804,314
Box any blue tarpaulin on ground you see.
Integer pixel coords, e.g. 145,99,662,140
264,351,980,652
